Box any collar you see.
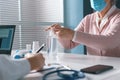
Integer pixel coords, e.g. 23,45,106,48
96,5,117,21
95,5,117,29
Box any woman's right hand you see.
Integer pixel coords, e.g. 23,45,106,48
45,24,74,40
45,24,62,34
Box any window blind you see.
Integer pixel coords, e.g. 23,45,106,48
0,0,20,49
0,0,63,50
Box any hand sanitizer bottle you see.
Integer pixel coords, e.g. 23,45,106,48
46,31,58,62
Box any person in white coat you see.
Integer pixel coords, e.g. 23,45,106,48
0,53,45,80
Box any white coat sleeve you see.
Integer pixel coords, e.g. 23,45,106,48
0,55,31,80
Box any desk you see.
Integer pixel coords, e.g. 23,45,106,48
23,53,120,80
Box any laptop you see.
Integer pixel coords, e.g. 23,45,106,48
0,25,16,55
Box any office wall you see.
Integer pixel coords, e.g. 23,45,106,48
116,0,120,8
64,0,84,54
0,39,2,48
83,0,93,17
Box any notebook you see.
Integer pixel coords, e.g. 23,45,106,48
0,25,16,55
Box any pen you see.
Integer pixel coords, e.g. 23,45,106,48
36,43,46,53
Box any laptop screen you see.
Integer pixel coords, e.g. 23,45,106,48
0,25,15,55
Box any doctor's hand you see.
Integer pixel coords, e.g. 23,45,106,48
45,24,75,40
27,54,45,71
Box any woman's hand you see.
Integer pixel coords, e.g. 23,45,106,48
55,28,75,40
45,24,61,33
45,24,75,40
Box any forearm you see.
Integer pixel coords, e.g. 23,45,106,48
0,55,30,80
73,31,120,50
58,38,79,49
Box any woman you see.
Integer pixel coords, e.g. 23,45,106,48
0,54,45,80
46,0,120,57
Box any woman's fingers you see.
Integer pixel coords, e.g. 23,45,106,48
45,24,61,31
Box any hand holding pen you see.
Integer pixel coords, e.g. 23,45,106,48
25,43,46,58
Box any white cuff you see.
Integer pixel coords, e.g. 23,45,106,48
72,31,77,42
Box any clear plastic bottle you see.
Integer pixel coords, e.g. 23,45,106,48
46,31,58,62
